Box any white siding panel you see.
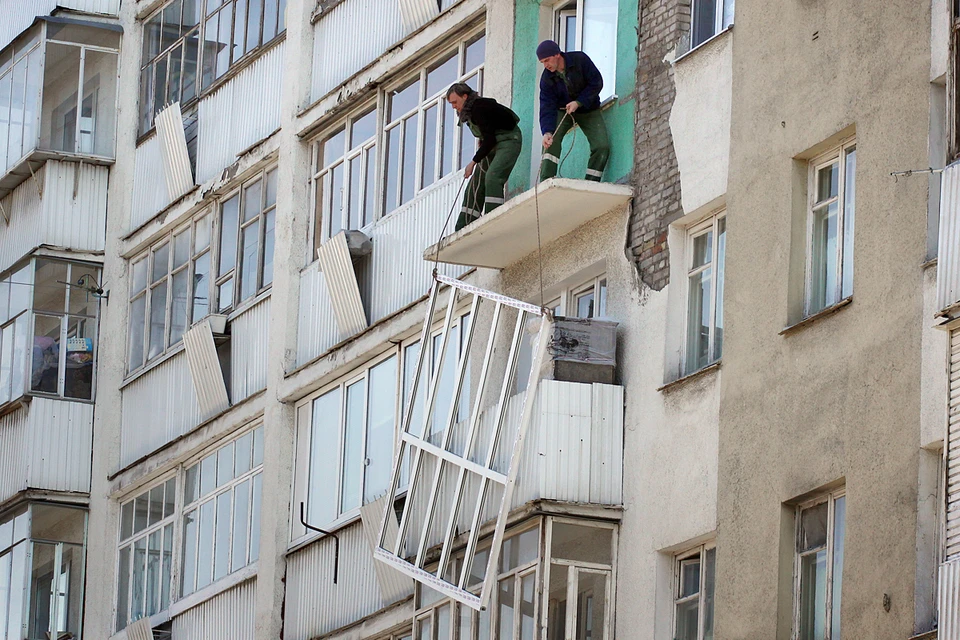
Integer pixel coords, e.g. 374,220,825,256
231,296,270,402
941,558,960,640
285,522,406,640
296,262,338,367
359,498,413,604
398,0,439,33
310,0,405,101
58,0,120,14
948,328,960,559
0,398,93,503
183,320,231,420
155,102,195,200
939,161,960,314
317,232,367,338
173,579,257,640
0,0,56,53
590,383,623,504
130,135,171,231
439,0,461,9
120,350,202,467
0,161,107,275
196,42,284,184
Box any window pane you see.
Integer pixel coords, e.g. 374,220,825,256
675,594,698,640
153,244,170,283
323,128,345,168
133,493,149,534
330,163,345,237
686,267,711,372
201,13,218,88
582,0,617,101
799,549,827,640
401,117,418,204
364,356,397,503
193,251,211,321
692,0,717,47
170,268,190,344
213,491,232,580
239,219,260,301
416,616,432,640
148,282,168,359
421,104,438,189
183,27,200,101
200,453,217,498
196,499,215,589
385,126,401,212
810,202,839,311
250,473,262,562
231,479,251,571
116,545,130,631
426,53,457,98
691,230,713,269
800,502,829,552
34,260,67,312
498,577,516,640
234,431,253,476
520,571,536,640
31,314,61,394
217,442,235,486
351,109,376,147
262,209,275,287
253,427,263,465
131,537,146,620
263,0,279,41
219,195,240,274
218,278,233,312
713,219,726,362
195,214,211,251
841,149,856,299
340,378,366,514
442,97,456,176
816,162,840,204
576,290,595,318
831,497,845,640
348,155,364,230
465,35,485,72
148,484,165,527
161,523,173,610
181,508,197,595
243,179,262,223
146,529,161,615
501,527,538,572
436,603,451,640
245,0,261,53
679,557,700,598
459,604,473,640
164,478,177,518
216,5,232,77
309,389,341,525
576,571,607,640
550,523,612,565
390,79,421,120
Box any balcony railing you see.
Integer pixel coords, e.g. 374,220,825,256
0,18,120,199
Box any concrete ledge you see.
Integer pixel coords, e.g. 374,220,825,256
423,178,633,270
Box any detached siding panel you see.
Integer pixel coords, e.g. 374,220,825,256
285,522,404,640
310,0,405,101
120,350,202,467
196,42,284,184
939,161,960,313
172,579,257,640
231,297,270,402
130,135,171,231
948,328,960,559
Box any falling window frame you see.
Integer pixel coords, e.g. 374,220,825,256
805,139,856,317
673,543,716,640
550,0,618,103
683,213,725,375
113,423,264,633
309,29,486,252
214,165,278,313
114,476,178,632
126,209,215,374
793,489,845,640
690,0,734,49
179,425,264,597
374,275,551,612
138,0,287,136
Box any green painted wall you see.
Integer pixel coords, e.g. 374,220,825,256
508,0,637,194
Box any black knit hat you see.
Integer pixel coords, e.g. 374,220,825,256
536,40,562,59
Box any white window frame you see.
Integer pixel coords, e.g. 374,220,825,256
550,0,618,103
545,273,608,319
310,29,485,251
690,0,734,49
793,489,845,640
113,424,264,633
683,213,725,375
804,139,856,316
672,543,716,640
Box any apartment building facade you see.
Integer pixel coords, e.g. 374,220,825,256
0,0,955,639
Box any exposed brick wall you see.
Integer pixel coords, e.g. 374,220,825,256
629,0,688,291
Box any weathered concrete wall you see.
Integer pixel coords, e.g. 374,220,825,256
717,2,932,639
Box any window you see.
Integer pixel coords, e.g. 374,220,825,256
127,166,276,372
0,31,42,175
128,212,214,372
140,0,286,134
412,518,616,640
552,0,617,102
794,490,845,640
311,32,485,248
674,544,716,640
806,142,856,315
305,353,399,526
180,427,264,596
684,214,725,374
215,167,277,312
116,478,177,631
690,0,734,49
115,425,264,632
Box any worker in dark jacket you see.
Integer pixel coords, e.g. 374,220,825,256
446,83,523,231
536,40,610,182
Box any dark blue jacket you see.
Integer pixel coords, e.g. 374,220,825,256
538,51,604,134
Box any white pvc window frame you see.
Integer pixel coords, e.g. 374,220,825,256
691,0,734,49
375,275,551,611
683,213,725,375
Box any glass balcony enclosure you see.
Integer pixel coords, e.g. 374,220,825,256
0,18,120,198
0,503,88,640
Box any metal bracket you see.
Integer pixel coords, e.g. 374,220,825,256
73,159,83,200
28,163,42,199
0,199,8,226
299,502,340,584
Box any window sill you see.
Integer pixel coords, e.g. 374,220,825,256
168,562,259,618
673,24,733,66
287,511,362,555
779,297,852,336
657,361,721,393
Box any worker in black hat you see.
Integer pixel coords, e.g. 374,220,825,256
536,39,610,182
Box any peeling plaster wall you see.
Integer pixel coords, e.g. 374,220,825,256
669,30,732,216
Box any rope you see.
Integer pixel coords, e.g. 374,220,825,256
431,175,470,277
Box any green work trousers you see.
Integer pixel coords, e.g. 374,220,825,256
456,127,523,231
539,108,610,182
